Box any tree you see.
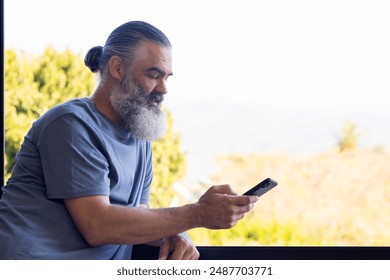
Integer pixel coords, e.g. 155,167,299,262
150,110,186,207
5,49,41,175
5,48,96,176
5,48,186,207
337,121,360,152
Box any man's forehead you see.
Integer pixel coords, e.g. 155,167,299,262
132,41,173,73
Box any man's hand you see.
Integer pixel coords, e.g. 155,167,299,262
195,184,259,229
158,233,199,260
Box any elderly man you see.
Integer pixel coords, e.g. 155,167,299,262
0,21,258,260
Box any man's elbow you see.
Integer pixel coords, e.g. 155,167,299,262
79,219,109,247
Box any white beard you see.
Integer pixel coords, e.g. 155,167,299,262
109,77,167,142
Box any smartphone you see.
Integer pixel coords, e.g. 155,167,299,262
243,178,278,197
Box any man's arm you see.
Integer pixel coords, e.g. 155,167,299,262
64,184,258,247
64,195,196,246
138,204,199,260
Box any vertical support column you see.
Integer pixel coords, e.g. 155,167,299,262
1,0,5,187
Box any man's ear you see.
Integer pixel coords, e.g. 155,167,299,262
108,56,124,80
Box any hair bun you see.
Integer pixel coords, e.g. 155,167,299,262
84,46,103,73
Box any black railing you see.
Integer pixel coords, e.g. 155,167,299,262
132,244,390,260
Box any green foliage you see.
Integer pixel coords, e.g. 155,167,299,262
150,111,186,208
5,49,38,173
337,121,360,152
189,217,318,246
195,149,390,245
5,48,96,176
5,48,186,208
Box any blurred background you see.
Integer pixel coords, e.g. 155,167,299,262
4,0,390,245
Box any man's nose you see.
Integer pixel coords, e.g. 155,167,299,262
155,79,168,95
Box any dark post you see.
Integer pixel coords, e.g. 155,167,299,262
1,0,5,187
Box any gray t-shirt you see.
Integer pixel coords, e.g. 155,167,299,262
0,98,152,259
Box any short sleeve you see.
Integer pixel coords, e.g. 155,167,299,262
139,142,153,205
37,114,110,199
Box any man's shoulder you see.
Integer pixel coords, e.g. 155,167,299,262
45,98,92,117
30,98,95,135
37,98,93,123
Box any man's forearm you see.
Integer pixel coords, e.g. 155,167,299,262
65,185,258,247
68,198,200,247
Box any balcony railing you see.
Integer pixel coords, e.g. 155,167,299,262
132,244,390,260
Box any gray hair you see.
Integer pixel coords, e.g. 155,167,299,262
84,21,171,77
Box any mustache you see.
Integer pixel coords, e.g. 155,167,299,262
147,92,164,105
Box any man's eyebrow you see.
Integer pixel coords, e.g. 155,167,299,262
146,67,173,77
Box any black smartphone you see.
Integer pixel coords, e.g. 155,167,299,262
243,178,278,197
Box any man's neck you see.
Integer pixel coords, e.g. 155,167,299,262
90,82,121,124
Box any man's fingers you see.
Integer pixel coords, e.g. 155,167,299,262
158,239,171,260
209,184,237,195
170,247,185,260
171,246,199,260
233,194,259,206
160,236,200,260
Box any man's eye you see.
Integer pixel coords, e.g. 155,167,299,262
148,72,159,79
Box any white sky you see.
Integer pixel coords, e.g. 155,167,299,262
5,0,390,183
5,0,390,113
